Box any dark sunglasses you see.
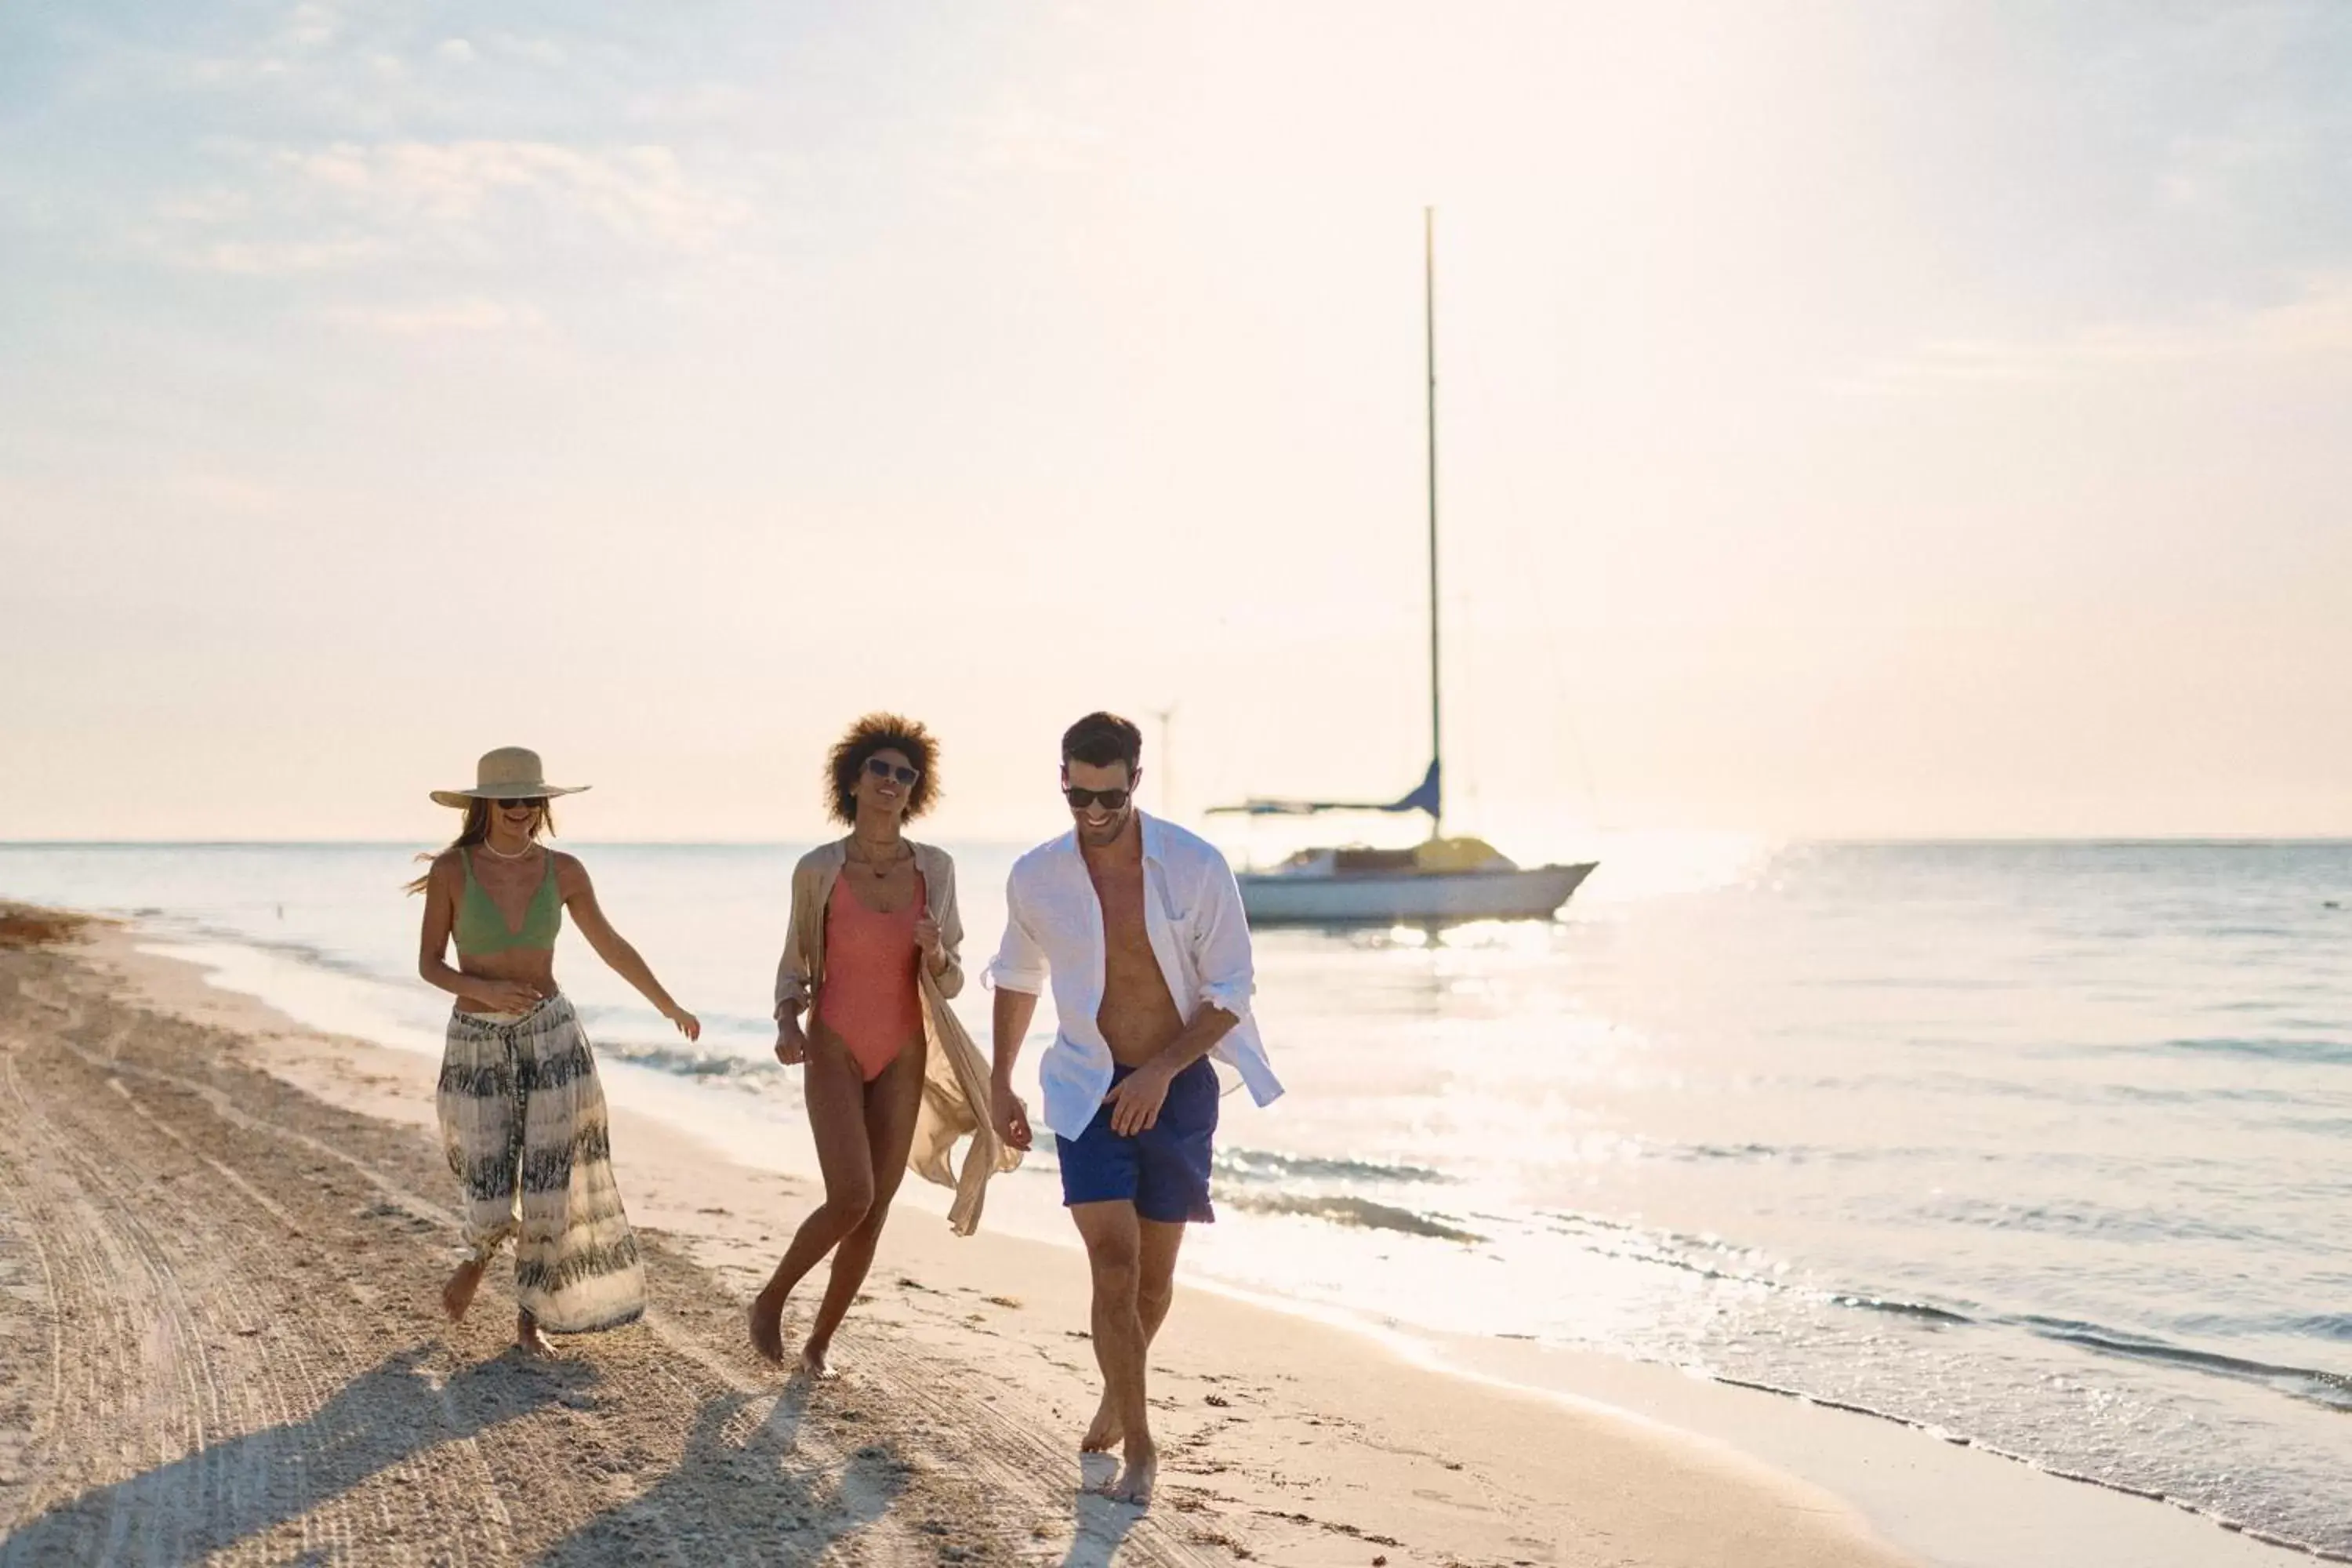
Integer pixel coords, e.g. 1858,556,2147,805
1063,786,1131,811
864,757,921,787
492,797,547,811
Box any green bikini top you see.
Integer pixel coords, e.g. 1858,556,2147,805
455,848,564,955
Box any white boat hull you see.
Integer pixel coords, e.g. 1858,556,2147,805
1238,862,1595,927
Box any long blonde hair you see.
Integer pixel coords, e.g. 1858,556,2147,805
405,799,556,894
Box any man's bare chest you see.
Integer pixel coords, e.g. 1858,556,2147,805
1088,869,1158,967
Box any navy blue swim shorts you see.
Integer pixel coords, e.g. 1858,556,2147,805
1055,1058,1220,1224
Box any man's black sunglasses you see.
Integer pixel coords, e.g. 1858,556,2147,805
864,757,921,786
1063,786,1131,811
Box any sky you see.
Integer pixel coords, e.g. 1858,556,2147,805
4,1,2350,846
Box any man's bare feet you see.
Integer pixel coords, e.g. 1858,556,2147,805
1102,1441,1156,1508
441,1257,486,1323
1080,1393,1121,1453
750,1277,789,1364
516,1308,557,1358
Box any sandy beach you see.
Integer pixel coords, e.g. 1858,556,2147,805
0,906,2314,1567
0,904,1905,1568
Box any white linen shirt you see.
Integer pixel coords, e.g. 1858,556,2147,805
987,812,1283,1143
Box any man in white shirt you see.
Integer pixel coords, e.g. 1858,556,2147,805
989,712,1282,1508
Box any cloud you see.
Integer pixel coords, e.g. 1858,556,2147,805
962,93,1106,177
154,188,256,224
437,38,475,66
626,82,757,127
285,2,339,51
186,56,293,87
274,140,749,250
143,138,748,275
167,235,385,275
316,298,547,336
162,470,289,515
481,33,570,68
1831,274,2352,397
2161,125,2307,214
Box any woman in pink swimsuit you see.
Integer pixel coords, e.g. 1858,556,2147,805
753,713,962,1374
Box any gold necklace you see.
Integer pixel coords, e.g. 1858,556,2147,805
848,837,904,877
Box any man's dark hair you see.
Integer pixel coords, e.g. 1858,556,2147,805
1061,711,1142,774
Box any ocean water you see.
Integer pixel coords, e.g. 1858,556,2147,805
2,837,2347,1558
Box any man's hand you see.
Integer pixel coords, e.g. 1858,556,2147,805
775,1015,808,1065
992,1083,1033,1152
1105,1062,1174,1137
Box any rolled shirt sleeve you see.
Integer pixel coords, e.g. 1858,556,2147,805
985,869,1049,996
1190,848,1257,1022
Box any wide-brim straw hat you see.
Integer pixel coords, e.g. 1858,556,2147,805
430,746,590,810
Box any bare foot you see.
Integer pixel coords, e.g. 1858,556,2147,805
441,1258,485,1323
1080,1393,1121,1453
1102,1442,1157,1508
517,1309,556,1359
796,1341,837,1381
750,1276,789,1364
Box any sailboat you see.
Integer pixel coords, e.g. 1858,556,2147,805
1211,210,1598,927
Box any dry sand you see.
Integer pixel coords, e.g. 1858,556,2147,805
0,906,2297,1566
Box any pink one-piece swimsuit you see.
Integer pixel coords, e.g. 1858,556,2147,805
815,872,925,1082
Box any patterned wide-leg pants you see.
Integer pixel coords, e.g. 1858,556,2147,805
437,996,646,1333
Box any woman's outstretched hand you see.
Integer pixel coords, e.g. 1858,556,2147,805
665,1004,702,1042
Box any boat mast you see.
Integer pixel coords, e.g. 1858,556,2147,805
1424,206,1443,838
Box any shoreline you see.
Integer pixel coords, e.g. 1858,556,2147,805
119,919,2331,1568
0,902,2314,1565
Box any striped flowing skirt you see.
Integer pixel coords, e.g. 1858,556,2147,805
436,995,646,1333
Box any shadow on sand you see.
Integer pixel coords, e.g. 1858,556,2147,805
0,1344,594,1567
1060,1453,1146,1568
534,1380,909,1566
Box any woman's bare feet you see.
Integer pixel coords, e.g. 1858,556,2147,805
750,1276,789,1364
1080,1394,1121,1454
441,1258,485,1323
797,1340,837,1381
517,1308,556,1359
1101,1441,1157,1508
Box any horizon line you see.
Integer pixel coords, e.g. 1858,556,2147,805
7,835,2352,850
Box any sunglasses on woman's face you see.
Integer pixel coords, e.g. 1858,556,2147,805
1063,786,1131,811
864,758,920,787
495,797,547,811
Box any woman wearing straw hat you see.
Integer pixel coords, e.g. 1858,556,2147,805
410,746,699,1356
752,714,1014,1375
